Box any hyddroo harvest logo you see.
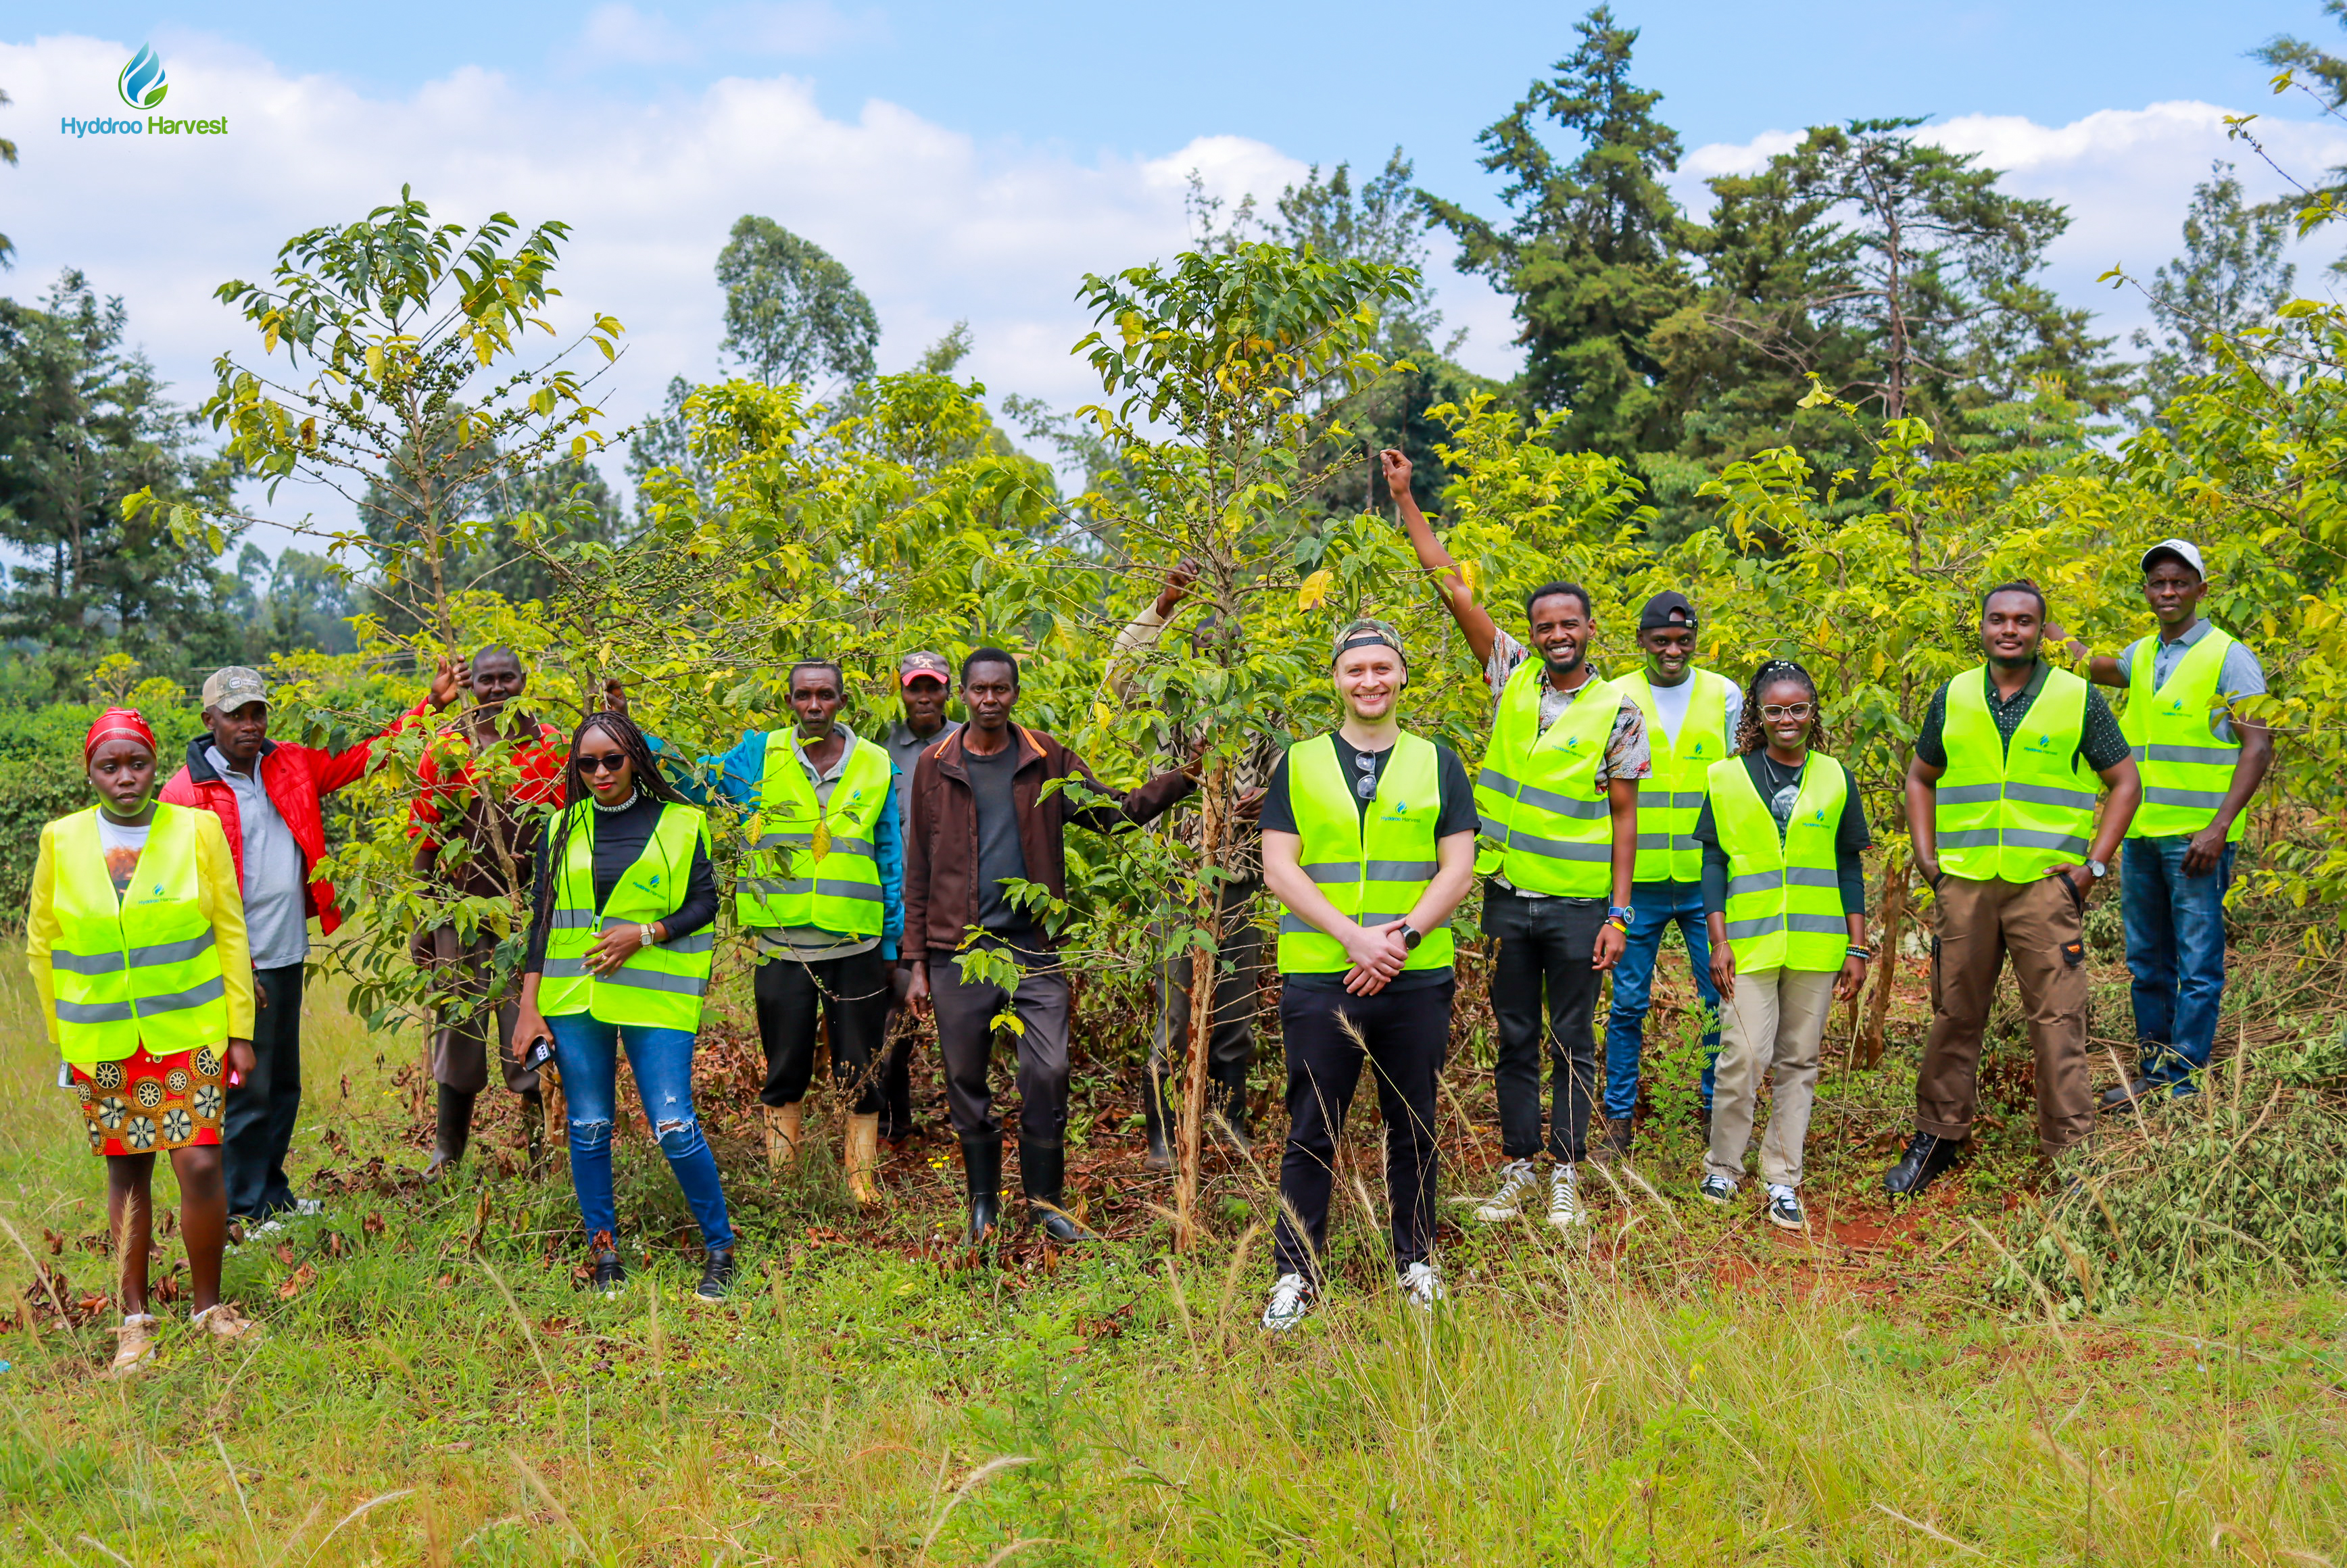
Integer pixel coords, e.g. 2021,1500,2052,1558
62,44,228,139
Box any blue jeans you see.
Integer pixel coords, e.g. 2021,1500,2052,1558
548,1014,734,1254
2121,835,2237,1093
1601,881,1721,1119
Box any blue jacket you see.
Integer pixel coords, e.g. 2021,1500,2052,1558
648,729,904,960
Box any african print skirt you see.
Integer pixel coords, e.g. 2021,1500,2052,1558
70,1045,226,1156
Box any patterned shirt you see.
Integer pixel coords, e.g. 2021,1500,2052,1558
1482,630,1651,899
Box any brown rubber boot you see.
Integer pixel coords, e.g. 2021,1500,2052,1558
844,1112,882,1206
764,1102,803,1169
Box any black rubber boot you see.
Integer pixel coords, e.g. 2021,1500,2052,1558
1021,1140,1098,1243
694,1248,737,1303
428,1085,475,1177
1142,1071,1173,1173
1883,1132,1964,1198
588,1231,625,1294
961,1137,1003,1246
1209,1060,1253,1156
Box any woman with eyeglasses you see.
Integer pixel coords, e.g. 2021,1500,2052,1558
512,712,736,1300
1690,660,1871,1230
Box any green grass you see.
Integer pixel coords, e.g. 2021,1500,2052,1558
2,937,2343,1565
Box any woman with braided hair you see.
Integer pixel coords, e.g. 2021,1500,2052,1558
513,712,736,1301
1690,660,1872,1229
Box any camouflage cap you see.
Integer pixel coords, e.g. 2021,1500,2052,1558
199,666,270,712
1331,617,1407,668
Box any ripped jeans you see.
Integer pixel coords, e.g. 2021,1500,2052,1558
546,1014,734,1254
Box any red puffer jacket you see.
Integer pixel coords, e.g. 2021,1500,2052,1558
160,703,429,935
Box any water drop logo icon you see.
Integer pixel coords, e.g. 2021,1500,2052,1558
118,43,168,110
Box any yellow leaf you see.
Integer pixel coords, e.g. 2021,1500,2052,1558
365,343,384,382
810,816,831,862
1298,568,1334,610
1458,558,1482,599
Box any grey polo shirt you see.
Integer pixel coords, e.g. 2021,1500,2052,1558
2118,618,2267,743
884,716,960,831
207,745,311,969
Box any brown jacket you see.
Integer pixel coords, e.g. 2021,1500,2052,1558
904,722,1194,958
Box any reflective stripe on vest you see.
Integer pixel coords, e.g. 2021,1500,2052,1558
1934,666,2099,881
736,731,891,935
538,802,715,1030
1618,668,1731,884
1276,732,1457,975
1708,754,1850,973
45,803,231,1062
2123,629,2244,841
1473,662,1620,897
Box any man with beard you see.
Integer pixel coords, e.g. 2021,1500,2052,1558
1388,449,1647,1232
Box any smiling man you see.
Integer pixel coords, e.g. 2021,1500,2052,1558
1888,582,2141,1198
2060,540,2272,1106
1388,449,1647,1233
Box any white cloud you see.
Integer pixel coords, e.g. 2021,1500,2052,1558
0,29,1516,552
1673,103,2347,343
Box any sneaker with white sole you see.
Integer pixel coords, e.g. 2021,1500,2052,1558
1764,1183,1806,1231
293,1199,328,1218
1697,1174,1737,1204
1547,1166,1587,1229
191,1302,260,1342
1473,1159,1541,1221
1399,1260,1446,1311
105,1314,157,1378
1261,1272,1316,1331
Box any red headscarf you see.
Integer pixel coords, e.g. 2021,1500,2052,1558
84,708,159,765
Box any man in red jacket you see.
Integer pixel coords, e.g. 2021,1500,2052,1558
165,663,459,1226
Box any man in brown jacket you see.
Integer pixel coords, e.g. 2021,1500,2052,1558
904,646,1196,1244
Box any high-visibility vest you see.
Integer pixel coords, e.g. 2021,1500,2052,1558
1276,731,1456,975
43,804,231,1064
1708,754,1851,973
538,802,715,1030
2123,630,2246,841
1618,668,1733,884
1472,661,1620,898
736,731,891,937
1934,666,2099,881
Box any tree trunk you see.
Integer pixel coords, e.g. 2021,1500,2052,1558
1861,859,1909,1069
1173,760,1228,1252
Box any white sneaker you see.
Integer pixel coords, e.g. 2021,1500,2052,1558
1473,1159,1541,1221
106,1314,158,1378
1698,1174,1737,1204
1765,1183,1806,1231
1547,1166,1587,1229
293,1199,327,1218
1261,1272,1315,1332
242,1219,285,1242
1399,1260,1446,1311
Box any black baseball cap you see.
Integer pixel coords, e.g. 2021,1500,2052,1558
1638,591,1697,632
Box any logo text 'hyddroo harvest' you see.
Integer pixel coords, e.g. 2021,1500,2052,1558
63,45,228,138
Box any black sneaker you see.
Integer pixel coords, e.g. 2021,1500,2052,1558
1883,1132,1962,1199
589,1246,626,1296
2098,1078,2154,1113
693,1248,737,1304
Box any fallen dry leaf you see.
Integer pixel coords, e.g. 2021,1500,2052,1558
276,1263,316,1300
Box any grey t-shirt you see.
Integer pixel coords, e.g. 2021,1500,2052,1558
886,716,960,834
207,745,311,969
2118,618,2267,743
964,742,1031,933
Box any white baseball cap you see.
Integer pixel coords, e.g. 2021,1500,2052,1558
2140,539,2206,578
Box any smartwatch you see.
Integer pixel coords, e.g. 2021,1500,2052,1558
1606,905,1635,931
1399,923,1424,952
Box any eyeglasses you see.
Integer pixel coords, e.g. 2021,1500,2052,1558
578,751,631,775
1760,703,1816,721
1353,750,1380,800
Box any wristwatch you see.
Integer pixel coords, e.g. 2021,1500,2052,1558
1399,923,1424,952
1606,905,1635,932
2085,860,2108,881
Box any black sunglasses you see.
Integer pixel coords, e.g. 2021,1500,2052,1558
578,750,630,775
1353,750,1379,800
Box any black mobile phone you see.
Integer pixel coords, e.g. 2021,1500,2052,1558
523,1033,556,1070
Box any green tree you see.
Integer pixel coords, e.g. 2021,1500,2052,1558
2130,162,2296,421
0,269,235,663
1421,5,1693,463
715,216,881,390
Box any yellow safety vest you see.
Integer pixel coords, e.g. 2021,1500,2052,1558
43,804,231,1063
1276,731,1456,975
737,731,892,937
539,802,715,1030
2123,629,2246,841
1473,661,1620,898
1708,754,1850,973
1934,666,2099,882
1618,668,1733,884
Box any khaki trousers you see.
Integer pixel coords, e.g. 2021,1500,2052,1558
1705,966,1835,1187
1917,873,2091,1156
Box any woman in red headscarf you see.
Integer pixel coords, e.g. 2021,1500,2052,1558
25,710,258,1375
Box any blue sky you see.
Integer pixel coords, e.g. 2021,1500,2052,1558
5,2,2344,549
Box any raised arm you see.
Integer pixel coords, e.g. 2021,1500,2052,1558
1382,448,1497,667
1105,560,1196,702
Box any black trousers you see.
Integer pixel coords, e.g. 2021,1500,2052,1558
1271,977,1453,1281
224,962,306,1221
752,946,892,1114
1484,883,1605,1163
929,947,1072,1148
877,989,919,1137
1148,871,1266,1084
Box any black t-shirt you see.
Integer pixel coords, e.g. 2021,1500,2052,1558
525,793,719,973
1691,751,1872,918
965,742,1033,935
1261,731,1479,992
